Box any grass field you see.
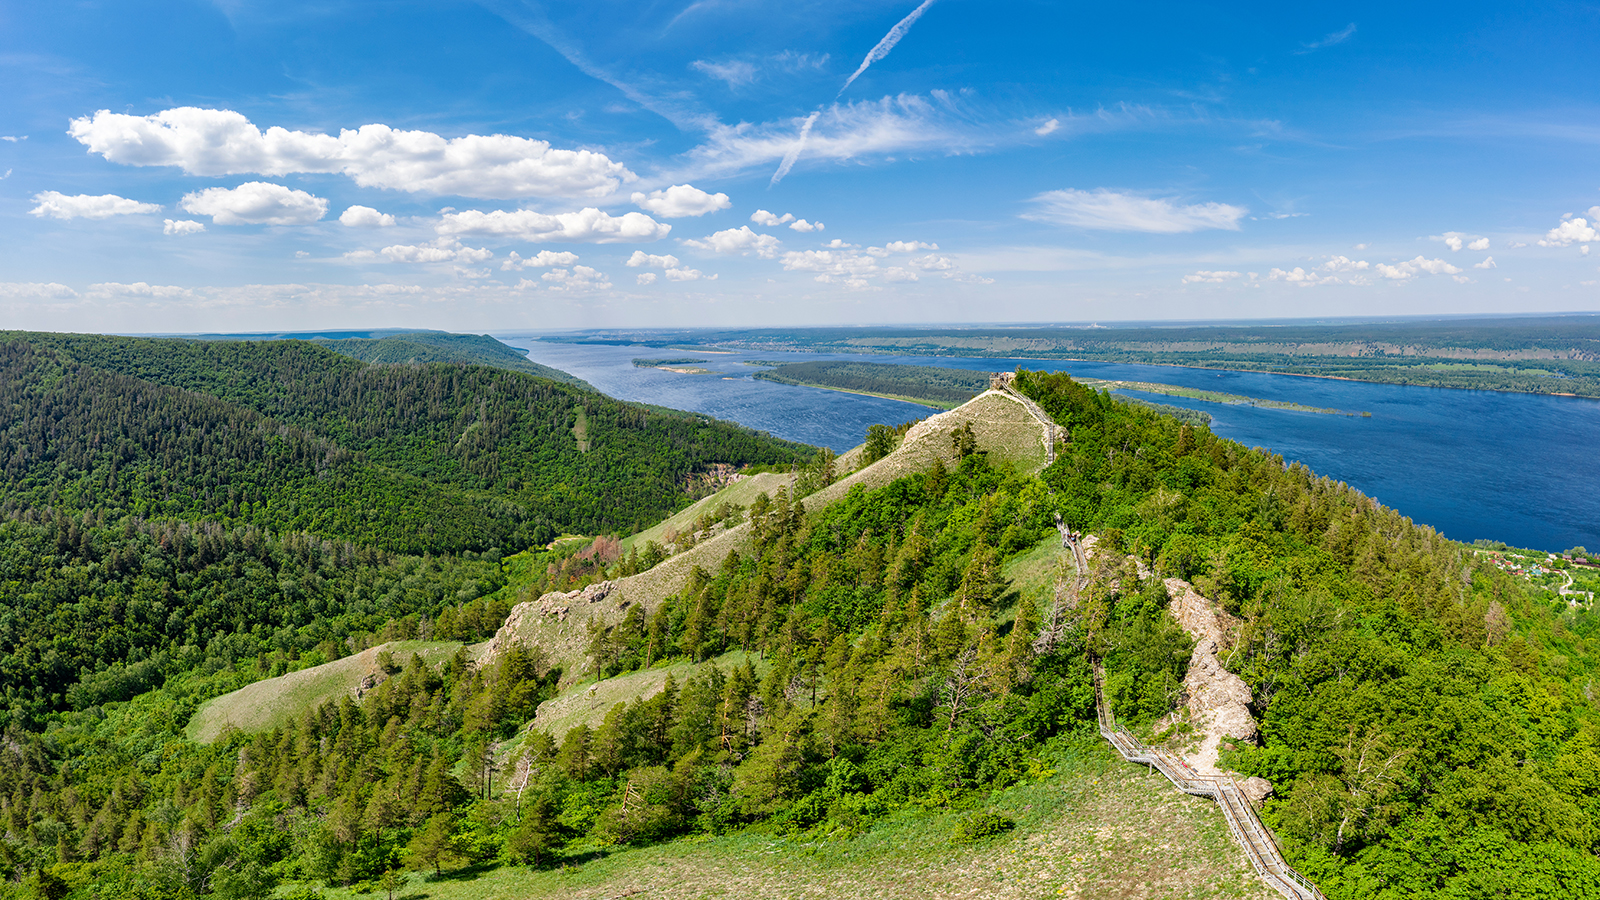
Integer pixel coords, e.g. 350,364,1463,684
518,650,766,746
620,472,794,554
318,738,1270,900
187,641,466,743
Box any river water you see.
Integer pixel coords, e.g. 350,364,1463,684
500,335,1600,554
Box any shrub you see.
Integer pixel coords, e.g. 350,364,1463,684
954,810,1016,842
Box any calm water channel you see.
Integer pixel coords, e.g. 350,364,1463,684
500,334,1600,554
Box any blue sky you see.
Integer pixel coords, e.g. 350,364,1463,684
3,0,1599,333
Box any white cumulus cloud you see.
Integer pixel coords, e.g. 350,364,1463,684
1181,270,1242,284
1320,256,1369,272
377,238,493,264
542,266,612,291
69,107,634,199
1024,188,1247,233
180,182,327,225
29,191,161,220
788,218,824,232
884,240,938,253
909,253,956,271
682,225,782,258
1539,212,1600,247
437,208,670,243
501,250,580,270
1375,256,1462,280
625,251,681,269
751,209,795,226
664,267,714,282
626,250,714,282
339,205,396,227
636,272,658,285
781,249,880,278
1474,256,1497,269
1434,231,1489,252
1035,118,1061,136
163,219,205,236
1269,267,1341,286
630,184,731,218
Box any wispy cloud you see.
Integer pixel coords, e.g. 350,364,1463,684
687,94,997,183
839,0,938,96
472,0,713,129
677,96,1224,184
1024,188,1247,233
691,59,758,87
691,51,829,88
770,111,820,187
1298,23,1356,53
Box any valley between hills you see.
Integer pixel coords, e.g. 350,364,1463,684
0,332,1595,900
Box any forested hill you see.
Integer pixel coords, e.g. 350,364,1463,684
311,332,595,390
0,332,811,551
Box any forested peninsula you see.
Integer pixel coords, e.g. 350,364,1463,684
0,336,1595,899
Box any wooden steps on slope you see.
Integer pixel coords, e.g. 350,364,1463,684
1092,664,1323,900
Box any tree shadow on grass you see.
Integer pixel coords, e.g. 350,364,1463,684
429,862,497,883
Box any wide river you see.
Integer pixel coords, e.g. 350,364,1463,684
501,335,1600,554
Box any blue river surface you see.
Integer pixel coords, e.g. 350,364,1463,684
499,335,1600,554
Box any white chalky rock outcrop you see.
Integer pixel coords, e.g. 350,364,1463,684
1163,577,1264,785
485,580,616,660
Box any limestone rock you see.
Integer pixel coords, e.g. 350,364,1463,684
1163,577,1258,776
1239,776,1274,805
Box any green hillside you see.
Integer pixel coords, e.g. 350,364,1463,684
314,331,595,390
0,364,1597,899
0,332,811,549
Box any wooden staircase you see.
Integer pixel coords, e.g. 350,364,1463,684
1093,665,1323,900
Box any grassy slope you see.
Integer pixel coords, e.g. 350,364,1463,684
1000,535,1070,607
509,650,767,751
331,741,1270,900
620,472,795,554
186,641,467,742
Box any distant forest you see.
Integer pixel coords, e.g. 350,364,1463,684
554,316,1600,398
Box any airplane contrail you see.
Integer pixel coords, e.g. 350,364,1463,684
769,110,820,187
838,0,938,97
